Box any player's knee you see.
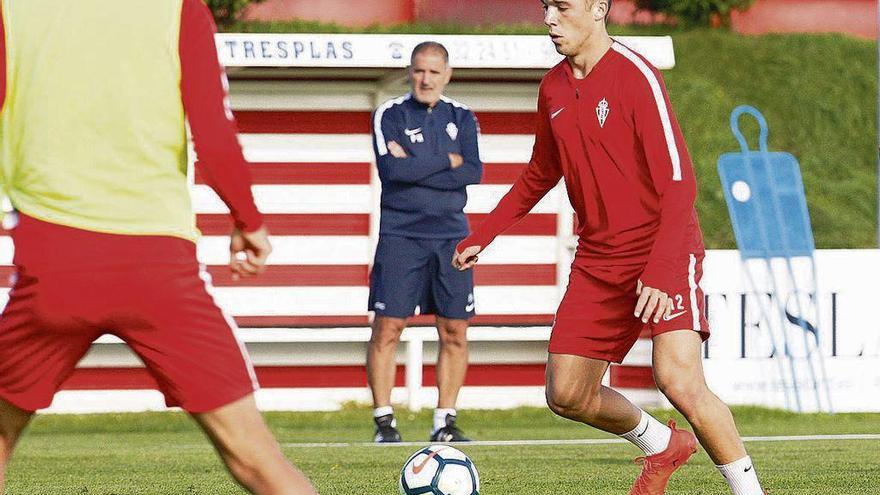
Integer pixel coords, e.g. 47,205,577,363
545,387,599,422
657,380,706,417
545,392,570,418
223,450,268,489
0,416,27,456
370,322,405,349
0,433,11,459
438,328,467,349
370,333,401,350
224,445,293,492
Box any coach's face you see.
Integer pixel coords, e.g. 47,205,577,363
409,51,452,107
543,0,609,56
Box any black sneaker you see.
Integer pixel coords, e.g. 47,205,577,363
373,414,402,443
429,414,471,442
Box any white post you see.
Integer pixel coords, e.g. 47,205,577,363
405,338,424,411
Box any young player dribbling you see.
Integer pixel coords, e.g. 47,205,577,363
454,1,767,493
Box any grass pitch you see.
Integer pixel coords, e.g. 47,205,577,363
6,406,880,494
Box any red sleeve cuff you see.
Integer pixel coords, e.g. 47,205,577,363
456,232,492,254
234,208,264,233
638,259,678,294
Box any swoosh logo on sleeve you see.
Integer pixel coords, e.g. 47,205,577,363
412,448,447,475
550,107,565,119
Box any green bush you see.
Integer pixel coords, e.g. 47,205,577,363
634,0,756,26
206,0,264,26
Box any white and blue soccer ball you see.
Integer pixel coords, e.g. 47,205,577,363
399,445,480,495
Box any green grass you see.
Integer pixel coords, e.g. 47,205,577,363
220,21,878,249
660,30,878,250
7,406,880,494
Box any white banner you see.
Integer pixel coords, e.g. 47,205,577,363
698,250,880,360
702,357,880,413
215,34,676,70
691,249,880,412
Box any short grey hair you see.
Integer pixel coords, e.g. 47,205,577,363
410,41,449,65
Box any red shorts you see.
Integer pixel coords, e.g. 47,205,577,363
0,214,258,413
549,254,710,363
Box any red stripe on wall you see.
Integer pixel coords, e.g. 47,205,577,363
194,162,523,186
195,162,371,185
258,364,550,387
455,313,553,326
235,315,370,327
422,363,546,387
235,111,370,134
192,212,555,236
475,264,556,285
609,365,656,389
197,214,370,235
203,264,555,287
62,363,659,390
207,265,370,287
233,314,555,328
482,163,526,184
0,266,14,285
60,364,550,390
468,213,555,236
62,368,155,390
476,112,536,135
233,110,537,135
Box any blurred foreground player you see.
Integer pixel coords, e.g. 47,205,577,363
0,1,316,493
367,42,482,442
454,1,766,494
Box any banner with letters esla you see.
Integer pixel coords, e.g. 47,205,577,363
215,33,676,70
697,249,880,412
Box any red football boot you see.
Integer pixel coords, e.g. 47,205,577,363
628,420,699,495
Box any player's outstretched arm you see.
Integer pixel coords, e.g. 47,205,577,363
452,86,562,266
180,0,268,280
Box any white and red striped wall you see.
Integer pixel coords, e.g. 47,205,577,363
0,77,662,412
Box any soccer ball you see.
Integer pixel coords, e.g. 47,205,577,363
399,445,480,495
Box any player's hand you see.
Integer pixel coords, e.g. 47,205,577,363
448,153,464,169
634,280,673,324
452,245,482,271
387,141,408,158
229,225,272,281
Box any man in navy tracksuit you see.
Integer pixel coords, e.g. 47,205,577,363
367,42,482,443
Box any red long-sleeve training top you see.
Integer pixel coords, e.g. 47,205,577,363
459,41,705,293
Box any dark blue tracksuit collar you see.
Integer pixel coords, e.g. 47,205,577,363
405,93,446,112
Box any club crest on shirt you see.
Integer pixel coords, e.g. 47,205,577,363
446,122,459,141
596,98,610,128
404,127,424,144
